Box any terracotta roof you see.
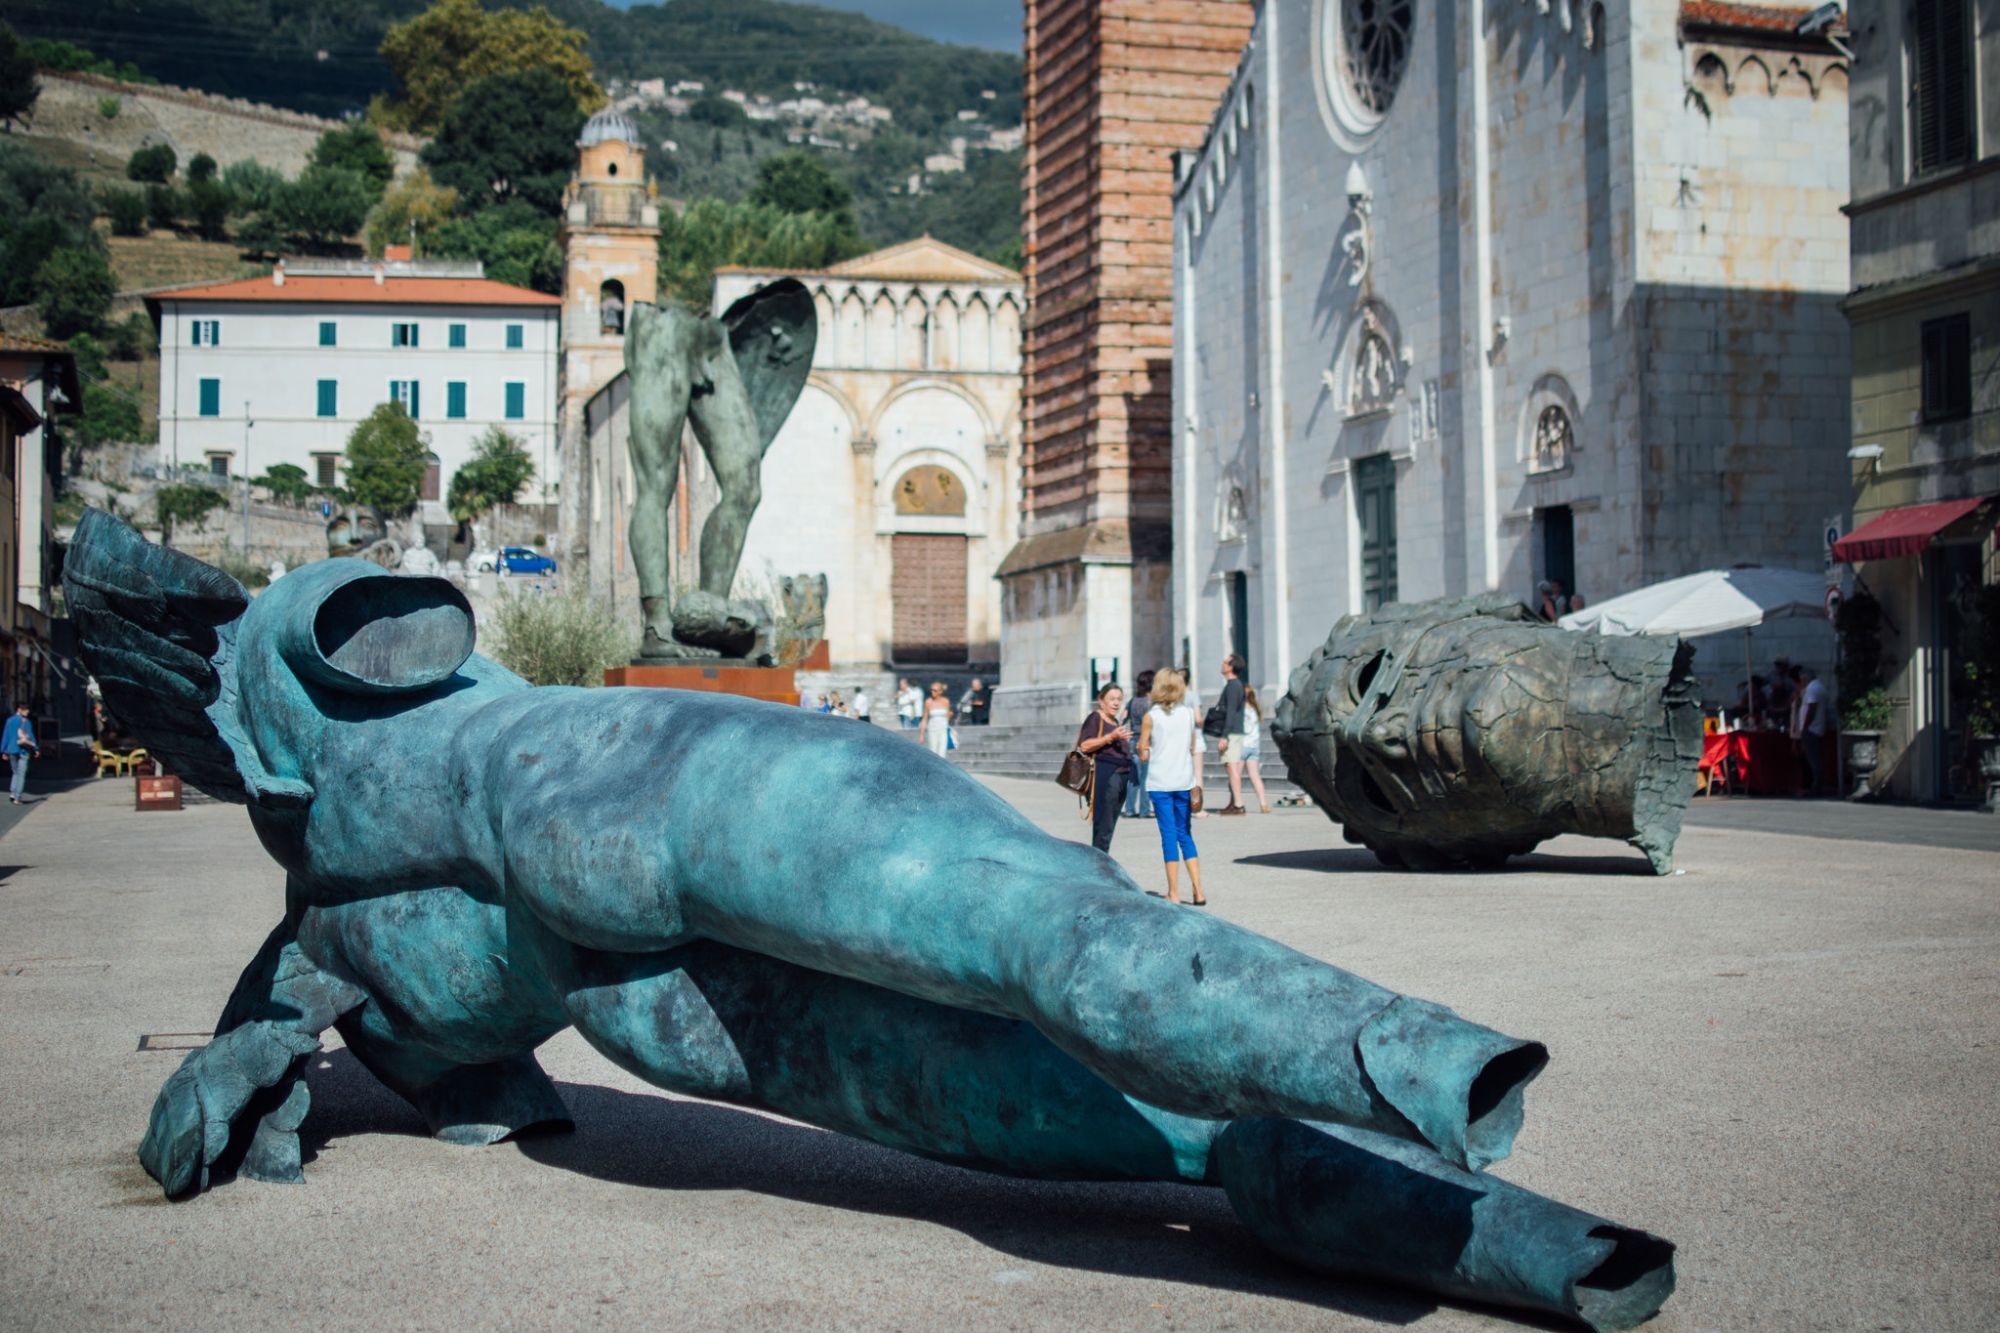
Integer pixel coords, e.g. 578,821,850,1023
150,274,560,306
0,332,73,354
1679,0,1839,33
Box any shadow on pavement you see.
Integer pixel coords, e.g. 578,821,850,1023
1237,847,1657,876
293,1048,1434,1327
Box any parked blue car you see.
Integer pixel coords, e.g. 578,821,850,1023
497,546,557,576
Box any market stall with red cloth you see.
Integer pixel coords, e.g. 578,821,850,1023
1699,730,1838,795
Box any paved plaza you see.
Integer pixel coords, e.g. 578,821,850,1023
1,771,1996,1332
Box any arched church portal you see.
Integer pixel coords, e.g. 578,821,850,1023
891,465,968,664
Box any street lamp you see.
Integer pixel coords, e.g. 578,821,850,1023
242,401,254,554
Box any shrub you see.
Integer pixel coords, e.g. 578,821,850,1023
1842,687,1891,732
126,143,177,184
490,586,634,687
446,425,533,521
108,311,154,360
102,186,147,236
221,159,285,214
186,153,217,184
253,462,317,507
185,178,231,240
155,482,228,542
97,96,120,120
144,181,180,230
32,246,115,339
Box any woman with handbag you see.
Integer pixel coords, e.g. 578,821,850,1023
1075,683,1134,852
1138,670,1206,905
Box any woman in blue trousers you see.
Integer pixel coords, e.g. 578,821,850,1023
1137,670,1205,905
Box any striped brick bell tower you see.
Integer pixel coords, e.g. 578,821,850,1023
992,0,1254,725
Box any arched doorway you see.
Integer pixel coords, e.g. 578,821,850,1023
891,464,968,664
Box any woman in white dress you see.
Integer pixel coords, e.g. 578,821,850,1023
921,681,953,757
1241,685,1272,814
1138,670,1206,906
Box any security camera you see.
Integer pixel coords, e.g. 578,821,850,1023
1797,2,1842,34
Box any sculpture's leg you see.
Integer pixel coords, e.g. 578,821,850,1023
625,302,694,654
496,702,1547,1170
333,1002,573,1146
685,332,764,600
548,939,1673,1331
139,916,367,1197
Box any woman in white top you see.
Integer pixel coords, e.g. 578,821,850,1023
1241,684,1271,814
921,681,953,756
1138,669,1206,906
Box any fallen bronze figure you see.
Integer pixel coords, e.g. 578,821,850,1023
66,512,1675,1331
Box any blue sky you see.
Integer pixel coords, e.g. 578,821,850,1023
601,0,1024,52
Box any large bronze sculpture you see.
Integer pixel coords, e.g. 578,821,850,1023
624,279,816,658
1274,594,1702,873
65,513,1675,1331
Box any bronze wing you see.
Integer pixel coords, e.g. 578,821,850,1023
720,277,818,452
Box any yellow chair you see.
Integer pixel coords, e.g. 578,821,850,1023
90,742,143,778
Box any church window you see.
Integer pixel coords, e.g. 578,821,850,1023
1531,405,1574,473
1350,331,1398,415
894,466,967,516
1341,0,1414,116
600,280,627,335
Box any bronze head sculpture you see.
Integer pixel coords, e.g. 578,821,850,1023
1273,594,1702,873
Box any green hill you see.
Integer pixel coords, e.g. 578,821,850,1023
3,0,1019,129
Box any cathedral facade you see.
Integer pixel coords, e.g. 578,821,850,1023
1174,0,1852,701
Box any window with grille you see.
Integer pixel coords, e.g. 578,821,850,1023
314,454,338,488
1355,452,1399,612
316,380,337,417
392,323,419,348
1921,314,1972,423
505,382,525,419
1912,0,1971,175
422,454,441,502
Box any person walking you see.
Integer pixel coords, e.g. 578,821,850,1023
1122,670,1156,820
896,679,923,731
965,678,991,725
1241,684,1272,814
853,685,871,724
1139,670,1205,906
921,681,953,757
1076,683,1134,852
3,703,38,805
1216,653,1249,816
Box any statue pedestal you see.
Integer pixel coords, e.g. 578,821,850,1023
605,663,797,705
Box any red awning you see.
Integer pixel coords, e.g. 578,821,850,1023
1832,497,1990,563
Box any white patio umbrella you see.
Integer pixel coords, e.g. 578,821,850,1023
1561,567,1830,715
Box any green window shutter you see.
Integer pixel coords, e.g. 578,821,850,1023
198,379,220,417
505,383,525,419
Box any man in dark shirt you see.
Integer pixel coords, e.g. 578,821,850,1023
1218,654,1247,815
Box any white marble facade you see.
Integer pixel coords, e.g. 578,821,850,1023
1174,0,1852,704
584,238,1023,668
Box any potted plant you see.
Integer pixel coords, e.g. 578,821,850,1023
1835,591,1888,800
1965,584,2000,810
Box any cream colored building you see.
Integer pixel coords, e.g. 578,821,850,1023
580,238,1024,670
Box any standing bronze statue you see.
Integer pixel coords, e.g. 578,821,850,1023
624,279,816,659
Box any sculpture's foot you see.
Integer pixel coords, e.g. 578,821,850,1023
669,590,765,658
1215,1118,1676,1332
638,625,722,661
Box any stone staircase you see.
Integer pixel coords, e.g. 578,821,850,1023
946,723,1303,798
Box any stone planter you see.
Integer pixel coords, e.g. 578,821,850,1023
1842,730,1882,801
1978,737,2000,812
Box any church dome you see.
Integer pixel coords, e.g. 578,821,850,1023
579,109,639,147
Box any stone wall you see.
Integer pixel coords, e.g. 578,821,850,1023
24,72,422,183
